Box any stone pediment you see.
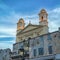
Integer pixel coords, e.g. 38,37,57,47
19,24,40,34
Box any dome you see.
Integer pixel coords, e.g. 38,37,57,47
19,18,24,20
38,9,48,15
40,9,47,13
19,18,24,21
18,18,24,23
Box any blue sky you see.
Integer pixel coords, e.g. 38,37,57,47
0,0,60,50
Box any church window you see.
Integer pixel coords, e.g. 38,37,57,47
38,48,44,55
42,16,43,20
47,34,52,40
33,49,37,57
48,46,53,54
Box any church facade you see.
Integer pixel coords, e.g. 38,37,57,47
16,9,48,43
11,9,60,60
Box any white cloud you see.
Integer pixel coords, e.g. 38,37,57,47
0,2,37,50
0,3,60,50
0,35,13,38
0,27,16,37
0,42,13,50
0,7,60,38
0,39,15,50
0,11,39,38
23,7,60,32
48,7,60,32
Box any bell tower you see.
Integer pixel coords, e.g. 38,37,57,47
38,9,48,26
17,18,25,32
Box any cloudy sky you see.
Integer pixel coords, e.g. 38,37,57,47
0,0,60,50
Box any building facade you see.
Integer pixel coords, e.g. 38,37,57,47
29,28,60,60
16,9,49,43
11,9,60,60
0,48,11,60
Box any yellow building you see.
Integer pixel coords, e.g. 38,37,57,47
16,9,49,43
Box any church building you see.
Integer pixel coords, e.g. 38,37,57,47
11,9,60,60
16,9,48,42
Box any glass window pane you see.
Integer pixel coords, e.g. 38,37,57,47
47,34,52,40
33,49,36,56
38,48,44,55
48,46,52,54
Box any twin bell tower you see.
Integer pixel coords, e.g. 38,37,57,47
17,9,48,31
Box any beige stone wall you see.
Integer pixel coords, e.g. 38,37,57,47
45,31,60,54
43,35,49,55
53,32,60,54
16,26,48,42
29,31,60,58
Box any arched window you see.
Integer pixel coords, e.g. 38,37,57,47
42,16,43,20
